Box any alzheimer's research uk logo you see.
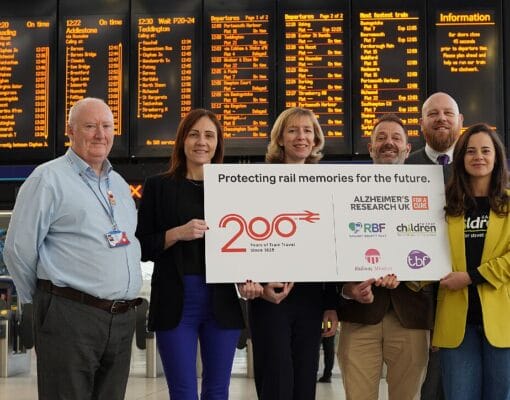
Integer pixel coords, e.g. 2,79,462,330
364,249,381,264
407,250,431,269
218,210,320,253
412,196,429,210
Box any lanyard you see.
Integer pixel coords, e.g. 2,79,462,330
66,153,118,230
79,172,118,230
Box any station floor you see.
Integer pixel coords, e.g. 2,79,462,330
0,344,390,399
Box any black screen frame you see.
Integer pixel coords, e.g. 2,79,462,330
203,0,276,156
57,0,130,158
276,0,352,157
0,0,57,164
351,0,427,155
130,0,203,158
427,0,504,142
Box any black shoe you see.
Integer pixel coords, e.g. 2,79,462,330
318,376,331,383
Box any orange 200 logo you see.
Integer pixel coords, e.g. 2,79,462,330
218,210,320,253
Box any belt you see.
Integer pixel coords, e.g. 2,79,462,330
37,279,141,314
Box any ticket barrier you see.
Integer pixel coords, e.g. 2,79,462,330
0,278,32,377
135,297,164,377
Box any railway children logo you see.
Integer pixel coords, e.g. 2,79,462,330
396,222,437,236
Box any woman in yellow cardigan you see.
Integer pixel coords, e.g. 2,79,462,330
433,123,510,400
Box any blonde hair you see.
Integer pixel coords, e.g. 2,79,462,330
265,107,324,164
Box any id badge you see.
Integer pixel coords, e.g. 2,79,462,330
105,230,131,248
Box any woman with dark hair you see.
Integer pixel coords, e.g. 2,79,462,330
136,109,263,399
433,123,510,400
249,107,338,400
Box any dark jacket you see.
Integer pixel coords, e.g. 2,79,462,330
136,174,244,331
338,284,434,329
406,148,434,164
406,146,452,183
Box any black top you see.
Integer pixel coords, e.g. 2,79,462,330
178,179,205,275
135,173,244,331
464,197,489,325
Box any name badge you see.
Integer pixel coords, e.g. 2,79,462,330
105,230,131,248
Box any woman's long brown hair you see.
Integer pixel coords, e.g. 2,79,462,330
445,123,509,217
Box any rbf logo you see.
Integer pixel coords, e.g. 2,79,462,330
364,249,381,264
349,222,362,234
219,210,319,253
349,222,386,234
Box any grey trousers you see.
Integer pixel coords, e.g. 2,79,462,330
33,287,136,400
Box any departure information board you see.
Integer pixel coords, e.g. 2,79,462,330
132,14,198,157
205,0,274,155
280,7,350,154
430,5,503,131
1,0,509,162
58,9,129,156
352,1,426,154
0,17,55,161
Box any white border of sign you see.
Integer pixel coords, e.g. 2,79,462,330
204,164,451,282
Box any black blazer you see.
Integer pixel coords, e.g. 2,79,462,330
406,146,452,183
136,174,244,331
406,148,434,164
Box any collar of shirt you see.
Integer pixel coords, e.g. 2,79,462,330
66,148,112,179
424,144,454,165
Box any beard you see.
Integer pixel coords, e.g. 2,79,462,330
423,128,459,153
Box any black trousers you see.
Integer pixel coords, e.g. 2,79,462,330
33,288,136,400
320,335,335,378
249,285,323,400
421,350,445,400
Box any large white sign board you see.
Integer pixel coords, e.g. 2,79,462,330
204,164,451,282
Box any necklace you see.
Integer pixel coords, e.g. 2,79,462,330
186,178,204,187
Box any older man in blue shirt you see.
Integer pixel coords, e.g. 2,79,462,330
4,97,142,400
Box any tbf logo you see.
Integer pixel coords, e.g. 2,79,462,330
407,250,431,269
219,210,320,253
364,249,381,264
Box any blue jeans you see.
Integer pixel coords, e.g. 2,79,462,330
440,324,510,400
156,275,240,400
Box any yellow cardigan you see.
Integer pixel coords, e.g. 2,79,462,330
433,203,510,348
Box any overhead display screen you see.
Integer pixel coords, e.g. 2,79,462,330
352,1,426,154
0,0,508,162
278,0,351,155
130,0,202,157
58,0,129,157
131,14,198,157
429,2,503,132
0,17,55,161
204,0,275,156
